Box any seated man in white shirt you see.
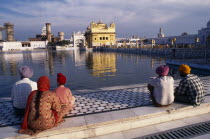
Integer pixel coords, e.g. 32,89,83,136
148,65,174,107
11,66,37,116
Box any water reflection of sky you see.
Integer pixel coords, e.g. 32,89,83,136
1,50,210,98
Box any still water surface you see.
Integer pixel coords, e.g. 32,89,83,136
0,50,210,98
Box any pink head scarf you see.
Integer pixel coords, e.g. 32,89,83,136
156,65,169,76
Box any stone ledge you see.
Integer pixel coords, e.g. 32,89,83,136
3,101,210,139
1,77,210,138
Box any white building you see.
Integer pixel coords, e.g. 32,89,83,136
116,37,145,47
72,31,86,48
149,30,198,47
0,41,47,51
150,20,210,47
0,41,22,51
116,38,128,47
30,41,47,49
197,20,210,47
153,34,197,46
41,26,47,36
157,28,164,38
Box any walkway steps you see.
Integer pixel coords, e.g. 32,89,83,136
2,99,210,139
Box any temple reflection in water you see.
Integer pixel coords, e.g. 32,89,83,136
86,52,117,77
2,51,114,78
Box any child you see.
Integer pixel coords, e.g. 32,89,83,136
54,73,75,116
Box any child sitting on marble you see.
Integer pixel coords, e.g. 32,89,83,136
54,73,75,116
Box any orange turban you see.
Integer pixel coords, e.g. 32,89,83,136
179,64,191,74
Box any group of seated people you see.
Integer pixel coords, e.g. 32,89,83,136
11,66,75,135
11,64,205,136
148,64,205,107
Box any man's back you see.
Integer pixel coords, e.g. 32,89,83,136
11,78,37,109
185,74,205,105
177,74,205,105
149,76,174,105
54,86,72,105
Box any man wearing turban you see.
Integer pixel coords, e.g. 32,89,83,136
174,64,205,106
11,66,37,116
148,65,174,107
54,73,75,116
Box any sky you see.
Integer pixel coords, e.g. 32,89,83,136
0,0,210,41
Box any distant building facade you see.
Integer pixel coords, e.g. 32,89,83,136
72,31,86,48
0,41,47,51
152,34,197,46
29,26,48,41
149,20,210,47
157,28,164,38
0,26,5,41
147,29,198,47
58,32,65,41
85,21,116,48
116,36,146,48
4,23,15,42
197,20,210,47
29,23,60,43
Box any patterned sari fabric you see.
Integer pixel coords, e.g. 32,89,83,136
18,76,65,136
28,91,61,130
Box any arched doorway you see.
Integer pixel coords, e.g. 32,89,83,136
73,31,86,48
75,39,85,48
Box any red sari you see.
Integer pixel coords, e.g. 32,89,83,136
19,76,61,136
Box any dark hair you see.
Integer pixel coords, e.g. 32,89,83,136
33,91,42,121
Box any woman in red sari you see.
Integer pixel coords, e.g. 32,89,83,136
18,76,63,136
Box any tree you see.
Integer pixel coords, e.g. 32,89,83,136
144,39,148,43
181,32,188,36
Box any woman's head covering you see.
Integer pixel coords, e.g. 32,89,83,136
19,66,33,78
156,65,169,76
57,73,66,85
179,64,191,74
37,76,50,91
